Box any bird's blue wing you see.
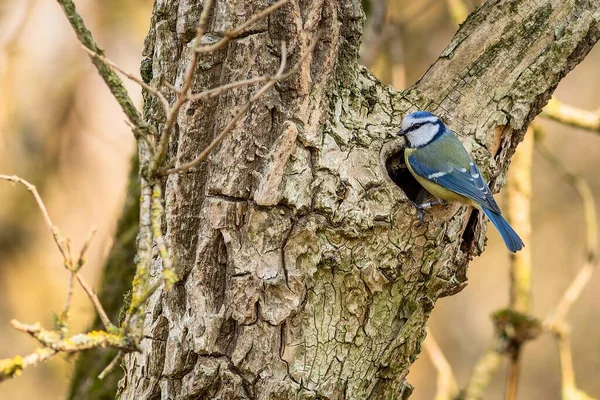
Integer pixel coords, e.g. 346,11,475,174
408,153,501,213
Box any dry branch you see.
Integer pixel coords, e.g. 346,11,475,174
163,38,317,175
424,328,458,400
194,0,290,54
541,98,600,133
537,140,598,328
537,131,597,399
463,349,503,400
504,130,534,400
54,0,155,142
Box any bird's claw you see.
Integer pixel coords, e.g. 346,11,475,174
410,201,425,226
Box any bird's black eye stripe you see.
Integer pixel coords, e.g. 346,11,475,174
405,122,427,133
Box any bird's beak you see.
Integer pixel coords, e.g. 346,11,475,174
397,128,406,136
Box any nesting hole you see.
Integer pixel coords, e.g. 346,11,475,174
385,149,426,203
460,208,480,253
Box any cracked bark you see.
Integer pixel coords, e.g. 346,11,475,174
118,0,600,398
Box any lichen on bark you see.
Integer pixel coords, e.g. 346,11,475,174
114,0,600,399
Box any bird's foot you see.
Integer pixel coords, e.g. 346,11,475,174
410,199,446,226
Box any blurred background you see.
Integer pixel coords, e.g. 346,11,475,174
0,0,150,398
0,0,598,399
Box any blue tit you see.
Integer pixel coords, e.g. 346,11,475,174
398,110,524,253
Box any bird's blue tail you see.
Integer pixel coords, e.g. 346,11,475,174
482,208,524,253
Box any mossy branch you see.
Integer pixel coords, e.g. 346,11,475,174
54,0,155,142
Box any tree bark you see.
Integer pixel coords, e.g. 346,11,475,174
118,0,600,398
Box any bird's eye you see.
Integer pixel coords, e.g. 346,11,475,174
407,122,424,132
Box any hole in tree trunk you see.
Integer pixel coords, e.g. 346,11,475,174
460,208,480,253
385,148,428,203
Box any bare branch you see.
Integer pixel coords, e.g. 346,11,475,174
195,0,290,54
187,75,273,101
55,0,155,141
151,184,176,284
98,351,124,380
163,38,318,175
505,348,522,400
424,328,458,400
0,175,114,332
504,130,534,400
538,142,598,328
11,320,135,352
150,0,215,172
0,175,67,259
82,47,170,115
535,132,598,400
463,349,503,400
77,226,98,271
2,0,39,55
541,98,600,133
76,274,115,331
150,0,291,173
123,178,153,333
552,322,597,400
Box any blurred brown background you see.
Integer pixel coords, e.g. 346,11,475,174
0,0,149,398
0,0,598,399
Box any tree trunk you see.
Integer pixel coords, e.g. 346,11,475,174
118,0,600,398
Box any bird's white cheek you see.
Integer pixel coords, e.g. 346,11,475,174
407,124,439,147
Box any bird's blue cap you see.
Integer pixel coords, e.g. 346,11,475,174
407,110,435,119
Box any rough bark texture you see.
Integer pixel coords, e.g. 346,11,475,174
119,0,600,398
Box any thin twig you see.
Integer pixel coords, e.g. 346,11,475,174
195,0,290,54
98,351,124,380
163,41,288,174
123,178,153,332
536,134,598,400
59,271,76,335
0,175,67,259
82,47,170,115
0,175,114,331
150,0,215,172
163,38,318,175
187,75,273,101
505,348,522,400
2,0,39,55
76,274,115,331
151,184,175,277
0,348,56,383
77,226,98,271
55,0,155,142
424,328,458,400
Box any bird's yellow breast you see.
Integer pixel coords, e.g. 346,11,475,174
404,147,478,207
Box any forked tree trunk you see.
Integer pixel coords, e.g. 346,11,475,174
117,0,599,398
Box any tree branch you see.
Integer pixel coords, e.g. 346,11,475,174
163,38,318,175
541,98,600,133
424,328,458,400
504,130,534,400
54,0,155,142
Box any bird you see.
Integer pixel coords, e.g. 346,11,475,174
397,110,524,253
